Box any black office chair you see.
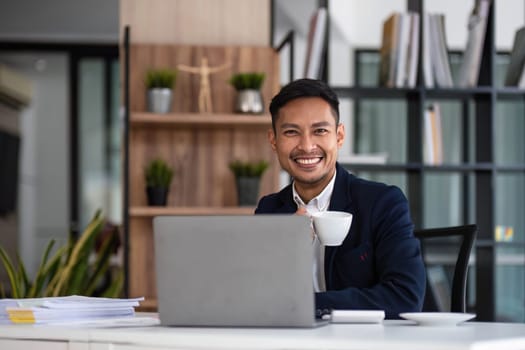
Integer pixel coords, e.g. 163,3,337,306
414,224,477,313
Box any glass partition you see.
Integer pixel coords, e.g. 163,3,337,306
78,58,121,230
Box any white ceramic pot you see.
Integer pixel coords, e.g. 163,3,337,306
147,88,173,114
235,89,264,114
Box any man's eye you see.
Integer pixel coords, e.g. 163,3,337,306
314,128,328,135
283,130,298,136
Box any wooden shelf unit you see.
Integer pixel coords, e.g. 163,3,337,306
124,42,281,309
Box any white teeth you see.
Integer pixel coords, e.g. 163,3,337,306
296,158,320,165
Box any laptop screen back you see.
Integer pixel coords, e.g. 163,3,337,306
153,215,317,327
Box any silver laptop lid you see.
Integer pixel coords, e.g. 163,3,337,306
153,215,317,327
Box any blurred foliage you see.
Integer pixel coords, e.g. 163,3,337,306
229,72,265,91
144,158,174,188
0,210,123,298
228,160,269,177
145,68,177,89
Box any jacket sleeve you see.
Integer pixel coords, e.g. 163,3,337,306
315,186,426,319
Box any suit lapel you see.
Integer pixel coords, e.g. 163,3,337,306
277,184,298,213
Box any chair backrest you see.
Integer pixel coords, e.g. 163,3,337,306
414,224,477,313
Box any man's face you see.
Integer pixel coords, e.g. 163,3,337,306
269,97,345,196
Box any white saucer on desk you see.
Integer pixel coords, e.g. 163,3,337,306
399,312,476,326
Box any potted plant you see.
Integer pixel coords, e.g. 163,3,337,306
144,158,174,206
0,210,123,298
145,68,177,113
228,159,269,206
229,72,266,114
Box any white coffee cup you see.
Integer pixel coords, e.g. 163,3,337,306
311,211,353,246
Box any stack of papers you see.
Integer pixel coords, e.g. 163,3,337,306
1,295,144,325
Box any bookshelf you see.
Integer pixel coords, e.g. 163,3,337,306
272,0,525,322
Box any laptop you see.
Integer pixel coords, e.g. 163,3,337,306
153,215,325,328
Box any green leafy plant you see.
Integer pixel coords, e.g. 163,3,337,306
229,72,266,91
228,160,269,177
145,68,177,89
0,210,123,298
144,158,174,188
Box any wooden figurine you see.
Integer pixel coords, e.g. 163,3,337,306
178,57,230,113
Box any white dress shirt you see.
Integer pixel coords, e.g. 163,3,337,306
292,170,336,292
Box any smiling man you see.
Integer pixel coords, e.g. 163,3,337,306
255,78,426,319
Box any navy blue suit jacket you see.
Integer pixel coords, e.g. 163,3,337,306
255,163,426,319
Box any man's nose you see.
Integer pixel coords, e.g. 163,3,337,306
298,134,316,151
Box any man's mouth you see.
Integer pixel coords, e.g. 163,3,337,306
293,156,323,165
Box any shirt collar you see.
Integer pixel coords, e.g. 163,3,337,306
292,169,337,212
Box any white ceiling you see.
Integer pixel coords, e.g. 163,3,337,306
0,0,119,43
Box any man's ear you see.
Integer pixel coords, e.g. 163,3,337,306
268,128,277,151
336,123,345,148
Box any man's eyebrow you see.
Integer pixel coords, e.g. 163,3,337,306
279,121,334,129
312,121,333,128
279,123,300,129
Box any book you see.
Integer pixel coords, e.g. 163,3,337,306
379,12,402,87
457,0,491,87
430,14,453,87
406,12,421,88
422,13,434,88
505,26,525,86
428,14,443,86
395,12,412,87
303,7,328,79
423,103,443,165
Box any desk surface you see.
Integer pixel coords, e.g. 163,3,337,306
1,320,525,350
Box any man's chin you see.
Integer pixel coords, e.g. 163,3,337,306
292,173,326,186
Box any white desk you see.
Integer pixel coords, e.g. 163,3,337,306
1,320,525,350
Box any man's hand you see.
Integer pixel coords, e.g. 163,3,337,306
295,206,308,216
296,207,315,240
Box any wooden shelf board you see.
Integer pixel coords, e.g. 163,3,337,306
131,112,272,127
130,206,256,217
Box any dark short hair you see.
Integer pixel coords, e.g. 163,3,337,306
269,78,340,131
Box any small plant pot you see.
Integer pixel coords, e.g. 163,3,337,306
146,186,169,206
147,88,173,114
235,176,261,206
235,89,264,114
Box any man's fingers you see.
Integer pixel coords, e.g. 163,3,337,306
296,207,308,216
295,207,315,240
